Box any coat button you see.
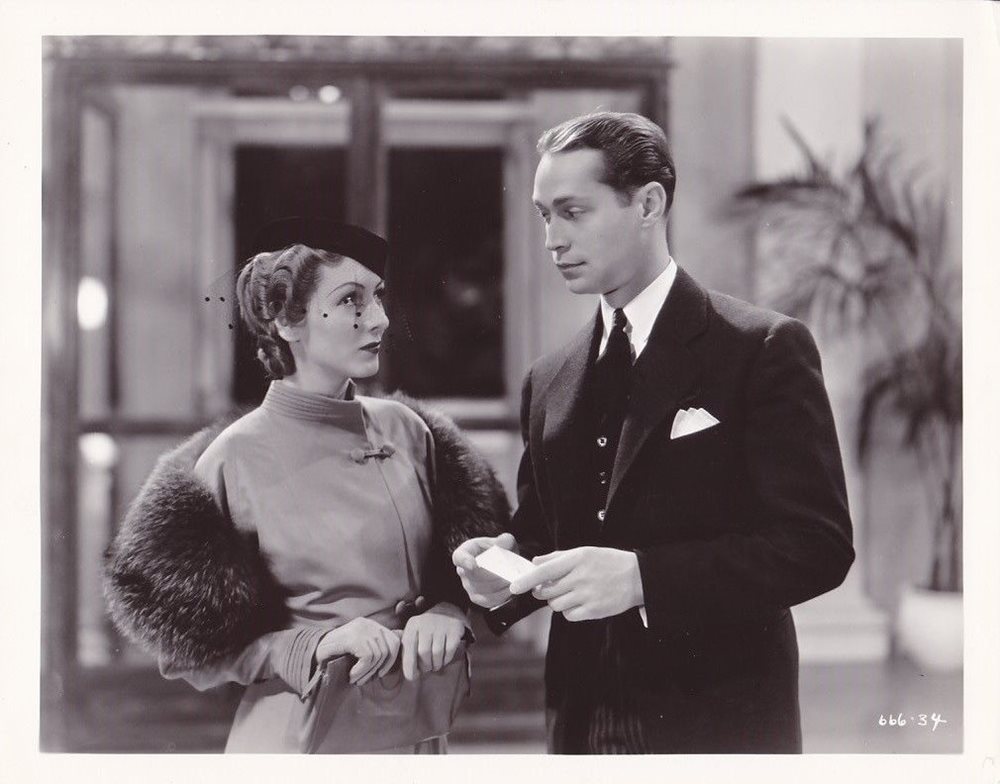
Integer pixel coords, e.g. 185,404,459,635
597,509,606,522
597,436,608,447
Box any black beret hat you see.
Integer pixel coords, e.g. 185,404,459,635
250,216,388,278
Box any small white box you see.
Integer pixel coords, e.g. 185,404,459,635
475,545,535,583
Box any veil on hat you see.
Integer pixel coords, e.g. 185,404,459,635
199,217,412,403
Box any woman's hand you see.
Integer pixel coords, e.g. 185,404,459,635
315,617,401,686
400,603,467,681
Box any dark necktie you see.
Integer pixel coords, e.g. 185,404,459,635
596,308,633,411
589,309,648,753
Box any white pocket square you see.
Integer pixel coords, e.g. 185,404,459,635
670,407,720,439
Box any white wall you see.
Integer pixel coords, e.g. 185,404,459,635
748,38,962,612
669,37,756,299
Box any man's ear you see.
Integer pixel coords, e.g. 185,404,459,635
637,182,668,225
274,317,303,344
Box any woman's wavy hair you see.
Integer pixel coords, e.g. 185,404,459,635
235,244,343,379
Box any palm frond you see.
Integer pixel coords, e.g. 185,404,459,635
731,116,963,591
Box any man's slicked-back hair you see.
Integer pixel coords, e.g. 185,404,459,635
537,111,676,213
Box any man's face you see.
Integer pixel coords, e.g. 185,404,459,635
532,149,646,299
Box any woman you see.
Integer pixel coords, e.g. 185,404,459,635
104,218,508,753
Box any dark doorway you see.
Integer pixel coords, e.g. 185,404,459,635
386,147,505,398
232,145,348,404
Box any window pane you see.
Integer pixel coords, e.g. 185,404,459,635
386,148,504,398
232,145,347,405
79,106,115,420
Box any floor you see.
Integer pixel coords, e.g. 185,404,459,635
798,659,962,753
58,653,961,754
448,658,963,754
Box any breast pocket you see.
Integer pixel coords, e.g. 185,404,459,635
637,421,738,537
663,419,732,472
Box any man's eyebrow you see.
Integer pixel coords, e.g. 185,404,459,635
533,196,583,209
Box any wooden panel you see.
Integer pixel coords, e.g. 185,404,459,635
346,77,385,235
194,133,236,416
115,86,201,419
43,35,674,66
384,100,532,147
78,104,114,420
503,119,540,413
41,61,83,750
196,98,350,146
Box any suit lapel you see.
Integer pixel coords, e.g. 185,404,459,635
606,267,709,508
541,311,601,530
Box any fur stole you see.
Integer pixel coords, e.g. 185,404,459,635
104,393,509,669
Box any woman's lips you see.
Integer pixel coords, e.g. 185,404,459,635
360,341,381,353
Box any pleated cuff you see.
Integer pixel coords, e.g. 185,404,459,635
278,626,327,697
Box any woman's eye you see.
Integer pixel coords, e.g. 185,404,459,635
374,288,386,301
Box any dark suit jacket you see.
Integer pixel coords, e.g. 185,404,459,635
487,267,855,753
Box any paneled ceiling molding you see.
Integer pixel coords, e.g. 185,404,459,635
43,35,673,66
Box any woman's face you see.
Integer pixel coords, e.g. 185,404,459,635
282,258,389,387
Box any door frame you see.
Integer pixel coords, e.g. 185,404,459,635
42,37,672,749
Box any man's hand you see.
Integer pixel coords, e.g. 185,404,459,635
509,546,644,622
452,533,519,609
315,617,401,685
400,603,467,681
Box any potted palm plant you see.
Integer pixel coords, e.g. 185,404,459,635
731,118,962,670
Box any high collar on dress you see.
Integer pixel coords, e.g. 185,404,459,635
262,379,365,428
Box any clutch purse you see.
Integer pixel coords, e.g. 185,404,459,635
297,643,470,753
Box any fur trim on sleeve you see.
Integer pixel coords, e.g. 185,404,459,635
104,416,289,669
103,398,509,669
387,392,509,551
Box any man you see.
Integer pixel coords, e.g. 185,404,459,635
452,112,855,754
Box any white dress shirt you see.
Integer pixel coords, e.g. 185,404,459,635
597,257,677,628
598,257,677,360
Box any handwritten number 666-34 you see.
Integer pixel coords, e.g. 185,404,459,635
878,713,948,730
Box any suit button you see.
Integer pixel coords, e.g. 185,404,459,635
598,471,609,485
597,436,608,447
395,599,414,617
597,509,606,522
